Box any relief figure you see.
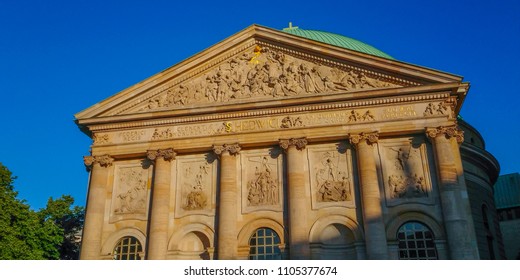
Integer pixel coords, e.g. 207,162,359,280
387,145,428,199
141,46,401,111
315,152,351,202
115,168,147,214
247,156,279,206
183,163,210,211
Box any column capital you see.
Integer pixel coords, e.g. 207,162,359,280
279,138,308,151
84,154,114,169
213,143,241,156
349,132,379,146
146,148,176,161
426,126,464,143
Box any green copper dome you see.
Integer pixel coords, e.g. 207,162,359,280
282,27,393,60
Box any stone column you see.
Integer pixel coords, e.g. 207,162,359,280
426,126,479,259
279,138,310,259
146,148,176,260
81,154,114,260
349,132,389,259
213,143,241,260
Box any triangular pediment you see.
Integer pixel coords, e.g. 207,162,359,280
75,25,464,122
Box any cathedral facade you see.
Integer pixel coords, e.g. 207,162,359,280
75,25,502,260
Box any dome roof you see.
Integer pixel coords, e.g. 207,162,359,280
282,27,393,60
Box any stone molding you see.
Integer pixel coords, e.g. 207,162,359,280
84,154,114,169
88,92,452,132
279,138,308,150
349,132,379,146
212,143,241,156
426,125,464,143
146,148,176,161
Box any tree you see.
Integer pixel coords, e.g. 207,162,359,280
39,195,84,260
0,162,84,260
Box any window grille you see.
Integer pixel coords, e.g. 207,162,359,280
113,236,143,260
397,222,437,260
249,228,282,260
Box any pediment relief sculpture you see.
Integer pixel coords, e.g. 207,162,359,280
133,46,406,113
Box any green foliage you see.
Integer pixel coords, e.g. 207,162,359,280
40,195,85,259
0,162,84,260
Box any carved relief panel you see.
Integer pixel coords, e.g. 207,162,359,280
307,143,356,209
109,162,152,223
240,148,284,213
378,137,435,206
174,154,217,218
122,44,409,115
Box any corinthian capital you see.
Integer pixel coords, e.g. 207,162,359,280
426,126,464,143
146,148,176,161
279,138,308,151
212,143,241,156
83,154,114,169
349,132,379,146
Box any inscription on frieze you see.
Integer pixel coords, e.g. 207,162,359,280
104,103,434,144
120,130,146,142
381,106,417,120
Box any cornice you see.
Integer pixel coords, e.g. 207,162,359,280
81,86,455,133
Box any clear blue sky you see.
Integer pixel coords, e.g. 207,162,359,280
0,0,518,210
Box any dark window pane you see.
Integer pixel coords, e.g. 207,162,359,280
410,250,417,258
397,222,437,260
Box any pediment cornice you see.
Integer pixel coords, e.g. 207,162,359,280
75,25,465,126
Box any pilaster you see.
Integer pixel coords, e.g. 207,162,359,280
349,132,389,259
213,143,241,259
146,148,176,260
279,138,310,259
426,126,479,259
80,154,114,260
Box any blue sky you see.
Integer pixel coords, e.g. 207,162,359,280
0,0,519,210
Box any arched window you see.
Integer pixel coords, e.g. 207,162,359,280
397,222,437,260
249,228,282,260
113,236,143,260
